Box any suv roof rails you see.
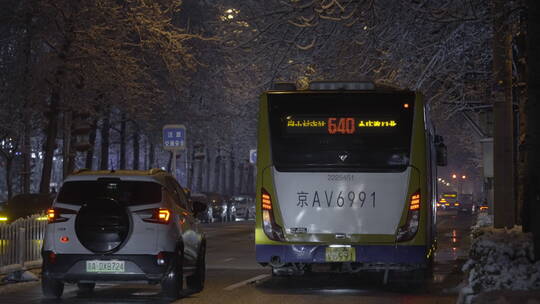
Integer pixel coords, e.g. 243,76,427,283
148,168,167,175
73,168,90,174
309,81,376,90
271,82,297,91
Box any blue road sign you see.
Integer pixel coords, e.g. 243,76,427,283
249,149,257,164
163,125,186,150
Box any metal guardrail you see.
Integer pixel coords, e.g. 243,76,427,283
0,214,47,274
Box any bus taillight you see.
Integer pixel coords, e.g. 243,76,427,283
409,193,420,211
262,192,272,210
261,188,285,241
396,190,421,242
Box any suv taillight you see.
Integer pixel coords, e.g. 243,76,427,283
138,208,171,224
47,208,76,224
396,190,421,242
261,188,285,241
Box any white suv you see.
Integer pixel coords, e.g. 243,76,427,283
41,169,206,300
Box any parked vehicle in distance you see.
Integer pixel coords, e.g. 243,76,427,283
231,195,255,221
41,169,207,300
437,191,459,210
478,201,489,212
191,192,213,223
202,192,231,222
0,194,54,223
458,194,474,214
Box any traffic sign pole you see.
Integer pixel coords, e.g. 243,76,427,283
163,124,186,179
172,150,176,178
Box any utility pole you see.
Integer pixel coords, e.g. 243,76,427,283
492,0,515,228
525,0,540,259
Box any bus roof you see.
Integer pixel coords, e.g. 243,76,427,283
268,81,412,93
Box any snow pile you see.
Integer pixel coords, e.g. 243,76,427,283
460,212,540,303
471,212,493,231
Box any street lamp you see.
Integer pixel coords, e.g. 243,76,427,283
450,173,467,197
221,8,239,21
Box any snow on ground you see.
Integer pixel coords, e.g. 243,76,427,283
459,212,540,303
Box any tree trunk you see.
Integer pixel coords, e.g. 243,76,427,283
62,111,72,179
525,0,540,259
188,148,195,190
204,147,211,192
5,158,13,200
85,118,98,170
132,127,140,170
20,9,33,194
143,137,147,169
214,151,221,193
167,151,173,173
149,141,155,168
99,116,110,170
515,12,528,226
228,150,235,196
247,164,255,195
21,120,31,194
120,114,126,169
238,162,244,194
193,158,201,192
39,1,78,193
492,0,515,228
39,89,60,194
67,126,77,174
220,155,226,195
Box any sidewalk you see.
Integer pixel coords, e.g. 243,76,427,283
472,290,540,304
0,267,41,295
459,212,540,303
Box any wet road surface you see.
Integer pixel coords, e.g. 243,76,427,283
0,210,473,303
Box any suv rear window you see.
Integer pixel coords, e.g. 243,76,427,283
57,180,162,205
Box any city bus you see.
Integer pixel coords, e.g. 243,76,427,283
255,81,447,281
438,191,459,209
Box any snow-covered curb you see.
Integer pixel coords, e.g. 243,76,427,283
458,212,540,303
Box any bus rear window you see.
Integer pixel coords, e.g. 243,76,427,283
57,181,162,205
268,92,416,172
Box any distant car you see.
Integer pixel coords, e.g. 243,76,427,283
478,201,489,212
202,192,230,222
41,169,207,300
437,192,460,211
190,192,213,223
458,194,474,214
231,195,255,221
0,193,54,224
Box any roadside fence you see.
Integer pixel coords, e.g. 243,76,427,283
0,214,47,274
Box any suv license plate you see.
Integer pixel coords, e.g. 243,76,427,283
86,260,125,273
325,247,356,262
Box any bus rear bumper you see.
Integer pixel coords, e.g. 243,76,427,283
256,244,427,265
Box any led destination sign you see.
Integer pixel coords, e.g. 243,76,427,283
284,116,398,135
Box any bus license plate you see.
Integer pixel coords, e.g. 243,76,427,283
86,260,125,273
325,247,355,262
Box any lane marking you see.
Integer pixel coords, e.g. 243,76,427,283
208,265,266,270
223,258,235,262
223,274,270,291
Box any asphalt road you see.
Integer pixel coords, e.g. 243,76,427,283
0,210,473,304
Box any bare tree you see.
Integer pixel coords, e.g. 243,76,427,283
0,0,202,192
